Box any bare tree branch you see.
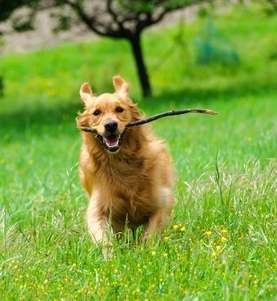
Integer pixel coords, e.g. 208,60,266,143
106,0,133,37
63,0,125,38
135,0,207,31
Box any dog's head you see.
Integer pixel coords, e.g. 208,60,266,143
78,75,141,153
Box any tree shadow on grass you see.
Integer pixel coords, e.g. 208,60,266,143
149,82,275,105
1,81,276,139
0,102,82,144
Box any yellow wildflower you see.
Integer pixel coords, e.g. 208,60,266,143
205,230,212,237
216,245,221,251
173,224,179,230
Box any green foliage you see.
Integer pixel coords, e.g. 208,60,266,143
0,4,276,300
11,14,35,32
0,0,36,22
52,14,72,33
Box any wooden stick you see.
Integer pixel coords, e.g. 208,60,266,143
78,126,96,133
127,108,218,127
77,108,218,133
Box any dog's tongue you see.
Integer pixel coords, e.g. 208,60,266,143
103,135,119,148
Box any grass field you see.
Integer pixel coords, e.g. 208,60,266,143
0,3,277,301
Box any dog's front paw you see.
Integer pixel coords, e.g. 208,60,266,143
102,241,113,260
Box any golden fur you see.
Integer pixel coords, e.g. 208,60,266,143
77,75,174,245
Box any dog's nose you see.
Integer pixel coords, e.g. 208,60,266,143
104,120,118,132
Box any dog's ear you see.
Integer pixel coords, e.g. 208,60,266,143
80,82,93,105
113,75,129,98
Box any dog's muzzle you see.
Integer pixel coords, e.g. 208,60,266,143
99,120,122,152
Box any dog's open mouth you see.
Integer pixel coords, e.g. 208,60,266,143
102,134,121,152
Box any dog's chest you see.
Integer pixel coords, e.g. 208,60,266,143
99,155,147,186
103,172,156,224
109,191,155,226
98,160,156,225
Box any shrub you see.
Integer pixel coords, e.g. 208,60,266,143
195,18,240,66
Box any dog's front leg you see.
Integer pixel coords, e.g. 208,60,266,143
86,198,112,258
86,207,108,242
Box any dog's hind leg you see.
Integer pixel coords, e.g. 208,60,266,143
142,207,171,241
142,188,174,241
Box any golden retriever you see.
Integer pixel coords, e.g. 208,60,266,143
77,75,174,247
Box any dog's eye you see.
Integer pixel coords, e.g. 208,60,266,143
115,106,124,113
93,109,101,116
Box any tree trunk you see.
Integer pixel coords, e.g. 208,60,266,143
129,34,152,97
0,76,3,97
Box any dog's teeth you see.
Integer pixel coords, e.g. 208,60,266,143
103,136,120,148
